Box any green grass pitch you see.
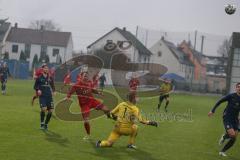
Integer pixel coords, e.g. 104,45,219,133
0,80,239,160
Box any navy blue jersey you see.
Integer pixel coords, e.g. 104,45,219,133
211,93,240,119
0,67,11,79
34,74,55,97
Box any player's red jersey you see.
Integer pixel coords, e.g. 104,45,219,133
67,80,95,104
129,78,140,91
49,68,55,79
63,73,71,85
34,68,43,79
67,79,103,118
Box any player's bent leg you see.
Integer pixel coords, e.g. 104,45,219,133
158,96,163,111
82,113,91,140
219,133,230,145
128,125,138,149
98,130,120,147
164,97,170,112
220,129,238,155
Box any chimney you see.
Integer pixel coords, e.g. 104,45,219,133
123,27,126,31
14,23,18,28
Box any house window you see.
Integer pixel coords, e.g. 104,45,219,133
52,48,60,56
41,45,47,55
158,51,162,57
12,45,18,53
25,44,31,58
144,56,147,62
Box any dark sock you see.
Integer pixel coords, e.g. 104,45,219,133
223,133,230,140
84,122,90,135
45,112,52,124
221,137,236,152
40,111,45,124
158,101,162,110
165,101,169,110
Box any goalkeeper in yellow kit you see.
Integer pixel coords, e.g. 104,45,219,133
96,93,158,149
157,78,173,112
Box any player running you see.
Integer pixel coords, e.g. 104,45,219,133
96,93,158,149
157,78,173,112
34,64,55,130
208,82,240,157
0,62,11,95
66,71,111,140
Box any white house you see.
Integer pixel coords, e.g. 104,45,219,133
1,23,73,69
0,22,11,57
150,37,194,81
87,27,152,63
87,27,153,85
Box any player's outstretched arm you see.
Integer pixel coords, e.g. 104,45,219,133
208,94,230,117
134,108,158,127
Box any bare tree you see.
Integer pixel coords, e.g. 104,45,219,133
217,39,230,58
29,19,61,31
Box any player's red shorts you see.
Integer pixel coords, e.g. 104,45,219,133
78,97,104,119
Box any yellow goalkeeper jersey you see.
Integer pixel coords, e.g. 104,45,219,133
111,101,149,128
160,82,172,95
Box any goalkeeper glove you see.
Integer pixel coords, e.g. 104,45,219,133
148,121,158,127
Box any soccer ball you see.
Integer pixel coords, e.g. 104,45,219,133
225,4,236,15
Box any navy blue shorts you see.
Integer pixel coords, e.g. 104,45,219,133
159,94,169,101
223,117,238,131
39,96,54,109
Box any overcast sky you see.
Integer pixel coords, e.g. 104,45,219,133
0,0,240,55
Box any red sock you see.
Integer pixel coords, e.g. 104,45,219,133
84,122,90,135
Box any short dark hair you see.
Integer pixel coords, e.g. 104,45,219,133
236,82,240,87
41,63,47,68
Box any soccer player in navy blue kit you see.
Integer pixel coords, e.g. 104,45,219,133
0,62,11,95
34,64,55,130
208,82,240,157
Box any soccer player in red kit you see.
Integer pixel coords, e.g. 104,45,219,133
66,72,110,140
128,73,140,101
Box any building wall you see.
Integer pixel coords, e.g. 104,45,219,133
227,33,240,93
150,40,192,79
3,42,69,69
0,24,11,55
229,48,240,92
65,35,73,62
206,75,226,93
